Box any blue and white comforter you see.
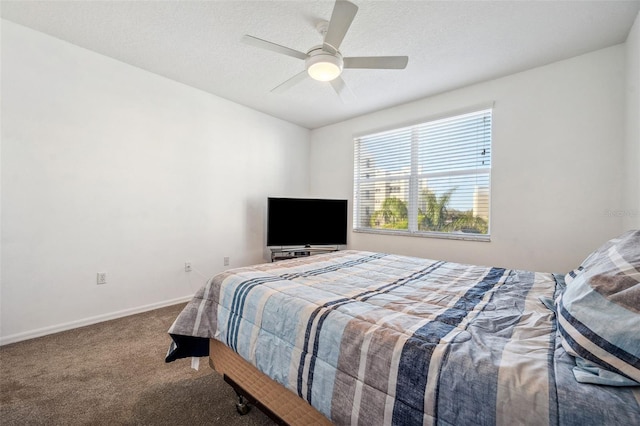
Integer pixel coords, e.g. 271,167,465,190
167,250,640,425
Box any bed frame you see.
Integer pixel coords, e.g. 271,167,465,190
208,339,332,425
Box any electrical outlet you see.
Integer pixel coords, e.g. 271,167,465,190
224,257,230,266
185,262,192,272
97,272,107,285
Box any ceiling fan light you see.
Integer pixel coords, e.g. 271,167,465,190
306,53,343,82
308,62,341,81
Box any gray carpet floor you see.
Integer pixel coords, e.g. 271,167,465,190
0,303,276,425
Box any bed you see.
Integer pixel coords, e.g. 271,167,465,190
166,230,640,425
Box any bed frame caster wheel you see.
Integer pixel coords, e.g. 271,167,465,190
235,395,251,415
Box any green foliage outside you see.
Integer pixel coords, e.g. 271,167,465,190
369,197,408,229
369,189,488,234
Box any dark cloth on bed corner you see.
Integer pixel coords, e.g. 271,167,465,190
165,334,209,362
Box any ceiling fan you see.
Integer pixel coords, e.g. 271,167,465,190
242,0,408,102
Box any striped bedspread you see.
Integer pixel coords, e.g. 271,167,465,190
167,250,640,425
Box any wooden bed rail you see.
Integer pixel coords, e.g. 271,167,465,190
208,339,333,425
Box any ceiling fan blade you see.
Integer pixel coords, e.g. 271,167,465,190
271,70,308,93
323,0,358,52
343,56,409,69
330,76,356,104
242,35,308,60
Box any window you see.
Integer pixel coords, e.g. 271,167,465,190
353,109,492,241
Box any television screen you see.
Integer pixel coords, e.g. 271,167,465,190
267,197,348,247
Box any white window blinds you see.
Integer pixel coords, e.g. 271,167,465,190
353,109,492,240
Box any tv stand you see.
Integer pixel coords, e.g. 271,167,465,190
270,246,339,262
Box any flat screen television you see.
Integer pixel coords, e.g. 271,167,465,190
267,197,348,247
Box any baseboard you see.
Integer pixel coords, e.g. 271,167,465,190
0,295,194,346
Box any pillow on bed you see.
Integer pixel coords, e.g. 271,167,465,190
557,229,640,385
563,232,627,286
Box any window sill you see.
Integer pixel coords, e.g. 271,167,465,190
353,228,491,242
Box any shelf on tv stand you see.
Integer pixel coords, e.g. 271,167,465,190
270,246,339,262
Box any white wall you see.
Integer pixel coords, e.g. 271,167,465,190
624,12,640,230
310,46,626,273
0,21,310,344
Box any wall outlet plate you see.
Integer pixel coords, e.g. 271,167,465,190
97,272,107,285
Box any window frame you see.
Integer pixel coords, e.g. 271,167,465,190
353,107,493,242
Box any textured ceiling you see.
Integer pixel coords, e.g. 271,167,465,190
2,0,639,129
